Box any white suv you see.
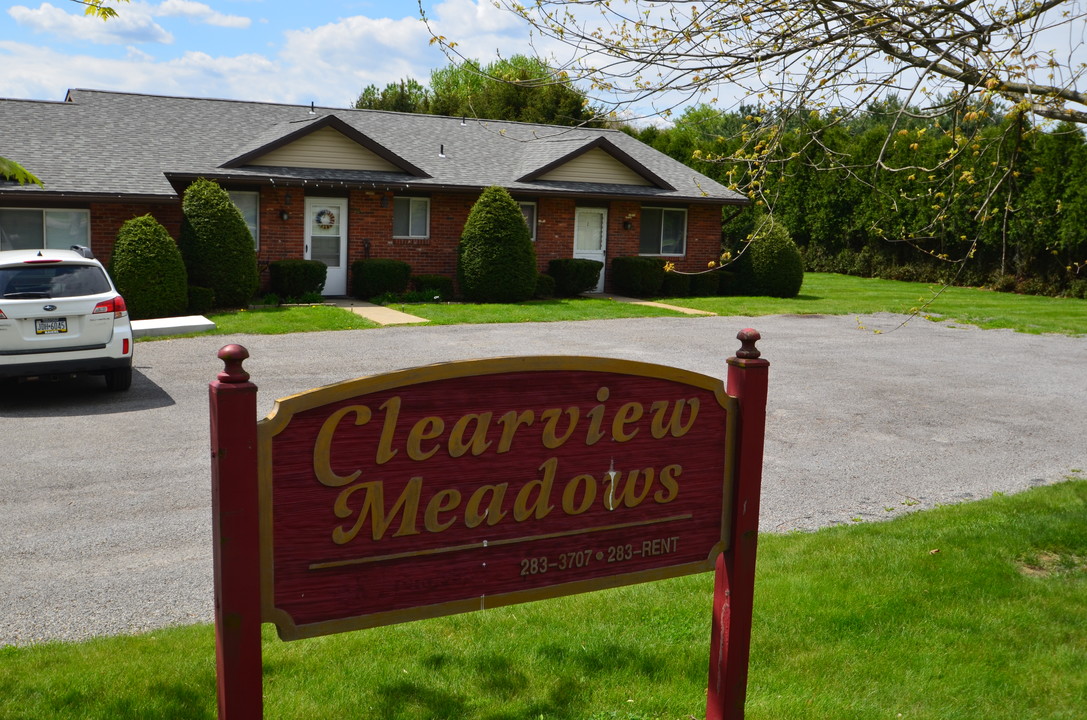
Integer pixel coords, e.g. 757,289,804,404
0,247,134,391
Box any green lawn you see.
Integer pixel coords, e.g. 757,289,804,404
3,479,1084,719
666,273,1087,335
144,273,1087,340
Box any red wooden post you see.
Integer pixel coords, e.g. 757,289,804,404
706,328,770,720
209,344,263,719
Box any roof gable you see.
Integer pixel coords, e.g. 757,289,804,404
221,114,428,177
518,137,674,190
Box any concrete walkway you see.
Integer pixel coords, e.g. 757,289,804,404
585,293,715,316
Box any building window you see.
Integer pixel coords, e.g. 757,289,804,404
639,207,687,256
518,201,537,241
393,196,429,238
227,191,260,250
0,209,89,251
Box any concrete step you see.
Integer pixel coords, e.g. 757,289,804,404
131,315,216,338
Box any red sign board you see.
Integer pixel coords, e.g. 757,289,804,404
258,356,736,639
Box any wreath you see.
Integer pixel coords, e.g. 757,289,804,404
315,209,336,230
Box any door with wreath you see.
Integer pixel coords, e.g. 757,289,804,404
304,198,347,295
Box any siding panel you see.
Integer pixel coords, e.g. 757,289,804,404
251,127,400,171
538,148,652,185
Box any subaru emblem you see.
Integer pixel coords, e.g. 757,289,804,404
43,304,57,312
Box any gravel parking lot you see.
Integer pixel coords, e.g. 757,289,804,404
2,312,1084,646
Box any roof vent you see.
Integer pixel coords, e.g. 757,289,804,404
309,101,315,115
439,144,446,158
460,116,466,126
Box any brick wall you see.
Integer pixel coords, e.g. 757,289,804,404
89,201,182,266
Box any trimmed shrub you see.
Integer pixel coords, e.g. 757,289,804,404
109,214,187,320
351,258,412,300
187,285,215,315
610,256,665,297
546,258,603,297
689,271,721,297
534,272,556,299
458,186,537,303
178,178,259,308
410,274,454,300
269,259,326,299
732,215,804,298
718,270,738,296
659,271,691,297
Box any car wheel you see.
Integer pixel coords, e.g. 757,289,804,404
105,366,133,392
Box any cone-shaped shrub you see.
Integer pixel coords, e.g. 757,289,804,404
458,186,537,303
110,214,188,320
179,178,259,308
733,214,804,298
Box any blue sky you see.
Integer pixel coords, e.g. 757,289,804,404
0,1,539,107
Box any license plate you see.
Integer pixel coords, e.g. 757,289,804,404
35,318,68,335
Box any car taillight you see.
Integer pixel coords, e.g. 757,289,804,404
93,296,128,319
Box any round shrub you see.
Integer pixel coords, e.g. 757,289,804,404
410,274,455,300
458,186,537,303
351,258,412,299
187,285,216,315
269,259,326,299
610,256,665,297
110,214,188,320
179,178,259,309
689,271,721,297
733,215,804,298
546,258,603,297
534,272,556,298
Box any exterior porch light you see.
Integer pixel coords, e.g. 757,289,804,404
279,209,290,221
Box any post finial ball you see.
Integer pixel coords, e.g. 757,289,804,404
735,328,762,359
217,344,251,383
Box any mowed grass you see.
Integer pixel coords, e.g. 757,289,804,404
400,297,689,324
3,480,1084,720
668,273,1087,335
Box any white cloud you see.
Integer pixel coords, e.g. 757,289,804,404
155,0,251,29
8,2,172,45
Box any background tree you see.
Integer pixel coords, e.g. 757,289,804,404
354,78,431,113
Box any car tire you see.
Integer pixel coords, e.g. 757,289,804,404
105,366,133,392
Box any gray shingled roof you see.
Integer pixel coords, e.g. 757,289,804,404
0,89,746,205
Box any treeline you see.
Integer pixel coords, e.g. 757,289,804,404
630,102,1087,297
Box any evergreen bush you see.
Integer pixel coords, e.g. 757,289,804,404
187,285,215,315
689,271,721,297
534,272,556,298
410,274,454,300
351,258,412,299
457,186,537,303
659,271,691,297
546,258,603,297
109,214,188,320
610,256,665,297
269,259,326,299
178,178,259,308
733,215,804,298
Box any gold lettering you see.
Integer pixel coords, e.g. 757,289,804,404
650,398,700,439
448,413,494,458
496,409,534,453
313,405,371,487
562,473,596,515
654,464,681,503
465,484,508,528
332,477,421,544
541,407,579,449
612,467,655,508
424,488,461,532
514,457,557,521
406,415,444,461
584,387,610,445
611,401,643,442
376,396,402,464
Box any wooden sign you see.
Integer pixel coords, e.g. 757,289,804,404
209,332,769,720
257,357,736,639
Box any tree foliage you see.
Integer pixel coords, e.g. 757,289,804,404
355,55,603,126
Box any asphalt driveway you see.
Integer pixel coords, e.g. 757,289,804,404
2,312,1084,646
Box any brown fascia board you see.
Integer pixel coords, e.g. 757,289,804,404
516,136,676,191
0,188,178,204
219,115,431,178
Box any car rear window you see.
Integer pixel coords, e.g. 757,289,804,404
0,263,112,299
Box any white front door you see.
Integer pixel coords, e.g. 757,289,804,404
304,198,348,296
573,207,607,293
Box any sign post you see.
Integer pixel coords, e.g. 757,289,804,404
209,331,769,719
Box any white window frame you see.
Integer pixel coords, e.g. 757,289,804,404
0,208,90,252
518,201,537,242
393,196,430,239
639,206,687,256
227,190,260,250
